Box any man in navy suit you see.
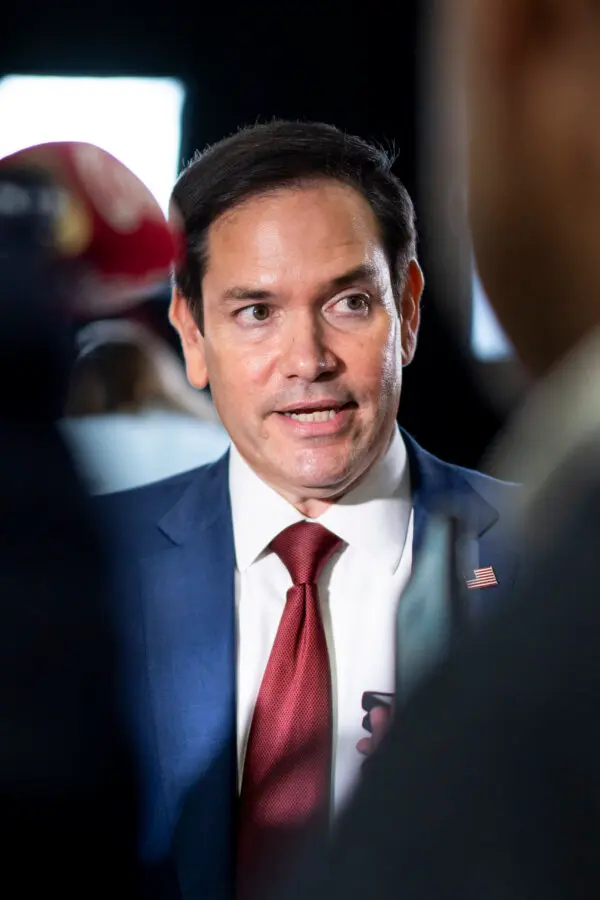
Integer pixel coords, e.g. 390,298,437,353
100,121,520,900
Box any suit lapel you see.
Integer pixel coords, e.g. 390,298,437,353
139,454,237,900
403,430,499,558
402,430,517,615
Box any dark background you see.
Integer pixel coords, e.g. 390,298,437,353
2,0,516,469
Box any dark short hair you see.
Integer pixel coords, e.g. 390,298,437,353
171,120,417,329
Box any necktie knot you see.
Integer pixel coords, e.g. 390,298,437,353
270,521,342,585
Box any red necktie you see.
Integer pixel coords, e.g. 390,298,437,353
237,521,343,897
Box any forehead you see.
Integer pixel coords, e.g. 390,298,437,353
204,180,387,285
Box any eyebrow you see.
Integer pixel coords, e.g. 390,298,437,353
220,263,380,303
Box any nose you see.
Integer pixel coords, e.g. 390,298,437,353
279,311,339,381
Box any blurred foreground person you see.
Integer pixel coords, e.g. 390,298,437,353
276,1,600,898
61,319,229,493
0,141,184,898
0,144,180,897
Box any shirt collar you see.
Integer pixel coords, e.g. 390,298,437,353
228,426,411,575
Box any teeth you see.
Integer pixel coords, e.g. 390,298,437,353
286,409,337,422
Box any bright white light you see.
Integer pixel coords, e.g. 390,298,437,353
471,267,513,361
0,75,185,214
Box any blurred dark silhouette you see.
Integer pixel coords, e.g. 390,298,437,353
0,169,140,896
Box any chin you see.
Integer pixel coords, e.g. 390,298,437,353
289,464,358,497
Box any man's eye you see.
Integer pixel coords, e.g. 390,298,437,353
336,295,370,314
251,304,270,321
237,303,271,323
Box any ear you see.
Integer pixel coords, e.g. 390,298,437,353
400,259,424,366
168,289,209,389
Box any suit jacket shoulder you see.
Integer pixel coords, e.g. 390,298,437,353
402,431,520,538
458,463,520,518
95,453,230,556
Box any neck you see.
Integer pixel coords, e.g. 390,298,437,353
271,429,397,518
292,495,335,519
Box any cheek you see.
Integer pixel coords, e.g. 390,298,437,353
383,329,403,389
348,321,402,398
204,338,274,411
237,343,275,382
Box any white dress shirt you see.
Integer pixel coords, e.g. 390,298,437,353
229,427,413,811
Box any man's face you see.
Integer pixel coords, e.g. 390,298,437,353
171,180,421,513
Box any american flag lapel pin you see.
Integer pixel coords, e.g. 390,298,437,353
465,566,498,590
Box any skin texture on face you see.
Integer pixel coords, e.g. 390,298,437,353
171,180,422,517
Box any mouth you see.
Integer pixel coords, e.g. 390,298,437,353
276,401,356,422
273,400,357,434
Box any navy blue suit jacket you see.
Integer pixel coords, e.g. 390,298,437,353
99,432,520,900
